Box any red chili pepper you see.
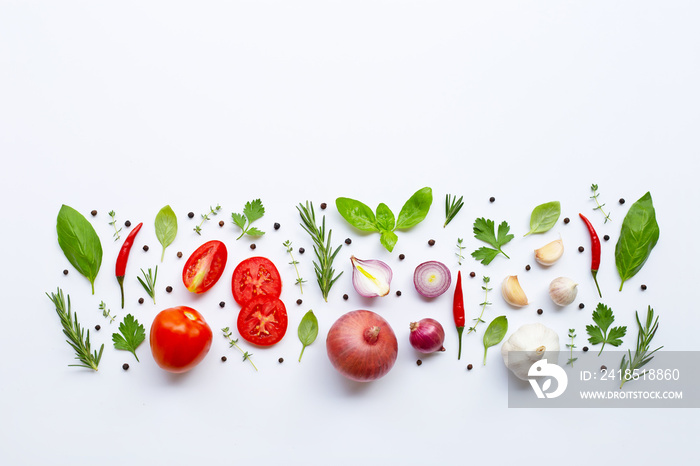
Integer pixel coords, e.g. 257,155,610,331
116,222,143,308
579,213,602,298
453,270,465,360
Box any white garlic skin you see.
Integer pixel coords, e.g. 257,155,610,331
549,277,578,306
534,238,564,266
501,323,560,380
501,275,528,307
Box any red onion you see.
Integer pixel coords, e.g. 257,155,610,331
413,261,451,298
350,256,392,298
326,310,398,382
409,318,446,353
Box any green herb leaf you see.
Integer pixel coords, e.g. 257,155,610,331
586,303,627,355
232,199,266,239
471,218,513,265
231,212,247,230
243,199,265,223
524,201,561,236
297,310,319,362
335,198,378,232
444,194,464,228
483,315,508,365
615,192,659,291
375,203,396,231
112,314,146,362
155,205,178,262
56,205,103,294
619,306,662,389
379,230,398,252
246,227,265,237
396,187,433,229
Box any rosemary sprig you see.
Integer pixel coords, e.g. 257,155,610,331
137,266,158,304
456,238,466,266
194,204,221,235
99,301,116,323
444,194,464,227
283,240,306,294
296,201,343,302
108,210,122,241
46,288,104,370
222,327,258,371
567,329,578,367
467,276,491,334
590,184,612,223
619,306,662,389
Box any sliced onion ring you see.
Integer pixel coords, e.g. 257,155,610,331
413,261,451,298
351,256,392,298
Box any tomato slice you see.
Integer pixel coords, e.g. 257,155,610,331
182,240,228,294
231,256,282,305
237,297,288,346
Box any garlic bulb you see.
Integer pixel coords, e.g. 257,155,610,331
534,238,564,266
501,275,528,307
549,277,578,306
501,323,560,380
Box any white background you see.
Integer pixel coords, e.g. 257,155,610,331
1,1,699,464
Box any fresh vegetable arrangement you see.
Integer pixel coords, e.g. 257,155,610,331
46,186,664,394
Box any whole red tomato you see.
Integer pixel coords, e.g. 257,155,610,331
182,240,228,294
150,306,213,373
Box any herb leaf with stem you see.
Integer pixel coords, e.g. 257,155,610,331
46,288,104,371
297,201,343,302
483,315,508,365
155,205,177,261
567,329,578,367
99,301,116,323
619,306,662,389
194,204,221,235
586,303,627,356
284,240,306,294
137,266,158,304
471,218,513,265
467,276,491,334
232,199,266,240
108,210,122,241
56,205,103,294
444,194,464,227
590,184,612,223
112,314,146,362
456,238,466,266
297,310,319,362
222,327,258,371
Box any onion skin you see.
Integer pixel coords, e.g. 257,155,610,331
326,310,398,382
409,318,446,354
350,256,392,298
413,261,452,298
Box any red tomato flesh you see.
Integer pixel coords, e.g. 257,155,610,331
182,240,228,294
231,256,282,305
150,306,213,373
237,297,288,346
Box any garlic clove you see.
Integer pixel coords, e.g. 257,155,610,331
350,256,392,298
501,275,528,307
549,276,578,306
534,238,564,266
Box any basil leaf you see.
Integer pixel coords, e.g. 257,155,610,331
335,197,378,232
483,315,508,365
524,201,560,236
56,205,103,294
396,187,433,229
155,205,178,262
379,230,398,252
615,192,659,291
375,203,395,231
298,310,319,362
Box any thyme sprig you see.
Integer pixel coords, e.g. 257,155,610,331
619,306,662,389
194,204,221,235
283,240,306,294
467,277,491,334
46,288,104,371
222,327,258,371
456,238,466,266
444,194,464,227
590,184,612,223
567,329,578,367
108,210,122,241
297,201,343,302
99,301,116,323
137,266,158,304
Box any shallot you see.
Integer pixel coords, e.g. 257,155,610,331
409,318,446,353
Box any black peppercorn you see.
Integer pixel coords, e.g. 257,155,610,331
138,298,144,304
345,238,352,245
601,365,607,371
188,212,194,218
278,358,284,363
95,325,101,331
91,210,97,216
63,269,69,275
396,291,402,297
122,363,129,371
489,197,495,203
578,303,585,309
603,234,610,241
219,220,224,227
299,247,305,254
583,346,589,352
125,220,131,227
221,356,227,362
641,284,647,290
274,222,280,230
428,239,435,246
467,364,473,370
343,294,349,300
296,299,302,305
619,198,625,205
143,245,149,251
398,254,405,260
177,251,183,258
416,360,422,366
564,217,570,224
537,309,543,315
469,271,476,278
320,203,327,210
166,286,173,293
525,265,531,271
219,301,225,308
578,246,584,252
250,244,256,250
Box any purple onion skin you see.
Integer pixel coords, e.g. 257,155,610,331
326,310,398,382
409,318,446,353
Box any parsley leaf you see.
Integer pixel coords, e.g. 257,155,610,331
585,303,627,356
470,218,513,265
231,199,266,240
112,314,146,362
